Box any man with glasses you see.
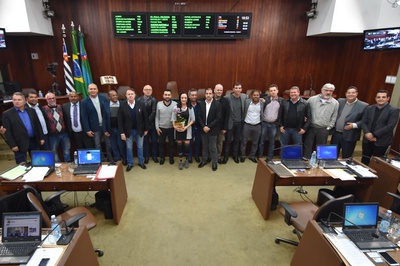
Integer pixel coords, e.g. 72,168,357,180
303,83,339,159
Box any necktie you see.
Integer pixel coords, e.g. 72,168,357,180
73,104,78,127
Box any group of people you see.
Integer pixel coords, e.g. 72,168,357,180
1,82,399,173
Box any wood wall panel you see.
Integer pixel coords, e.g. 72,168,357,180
0,0,399,106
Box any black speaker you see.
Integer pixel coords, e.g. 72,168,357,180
95,190,113,219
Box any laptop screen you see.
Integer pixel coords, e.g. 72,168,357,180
31,150,55,167
77,149,102,165
2,212,42,243
316,145,338,160
281,145,302,160
343,203,379,229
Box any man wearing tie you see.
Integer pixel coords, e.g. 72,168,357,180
197,88,221,171
62,91,91,149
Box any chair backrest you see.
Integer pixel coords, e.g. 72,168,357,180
0,188,36,219
166,81,179,99
303,89,316,96
387,192,400,214
117,86,130,100
197,88,206,100
27,192,51,227
225,89,233,96
313,194,355,222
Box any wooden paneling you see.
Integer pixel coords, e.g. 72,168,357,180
0,0,399,105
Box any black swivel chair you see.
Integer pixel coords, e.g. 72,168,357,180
275,192,355,246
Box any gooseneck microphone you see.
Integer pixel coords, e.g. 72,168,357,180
321,212,380,239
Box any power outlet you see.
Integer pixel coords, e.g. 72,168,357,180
31,53,39,60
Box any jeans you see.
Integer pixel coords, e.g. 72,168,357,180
280,128,303,146
110,128,126,162
40,134,50,150
49,132,71,162
126,129,144,166
143,128,158,159
258,122,277,159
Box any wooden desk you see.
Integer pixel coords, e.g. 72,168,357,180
368,156,400,209
1,162,127,225
251,159,374,220
291,220,400,266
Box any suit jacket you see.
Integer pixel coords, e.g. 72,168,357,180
361,103,399,147
279,97,310,131
2,107,44,152
335,98,368,142
225,93,247,130
81,94,108,133
62,101,85,135
102,100,123,133
118,100,149,137
138,95,157,129
216,96,230,131
197,99,221,136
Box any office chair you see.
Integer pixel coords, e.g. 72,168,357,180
197,88,206,100
275,192,355,246
23,184,68,216
166,81,179,99
387,192,400,214
26,192,104,257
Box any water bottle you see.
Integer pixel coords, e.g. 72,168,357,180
38,90,43,97
74,151,78,165
379,210,392,233
51,215,61,241
310,151,317,168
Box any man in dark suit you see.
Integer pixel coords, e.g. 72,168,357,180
25,91,49,150
118,89,149,172
197,88,221,171
214,84,230,164
2,92,44,164
331,86,368,159
361,90,399,165
62,91,91,149
81,83,108,149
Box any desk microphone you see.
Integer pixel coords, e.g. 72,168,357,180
321,212,380,239
56,220,76,245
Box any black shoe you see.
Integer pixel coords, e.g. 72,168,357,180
169,158,175,165
122,160,128,166
218,158,223,164
212,163,217,171
139,163,147,169
198,162,207,168
249,157,258,163
222,157,228,164
188,157,193,163
195,157,200,163
160,158,165,165
233,157,239,164
153,157,159,163
144,158,149,164
126,165,133,172
240,157,245,163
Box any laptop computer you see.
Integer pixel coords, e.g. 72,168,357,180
281,145,310,169
342,203,397,250
73,149,102,175
30,150,55,177
316,145,347,169
0,212,42,264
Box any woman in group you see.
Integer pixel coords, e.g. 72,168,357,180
172,92,195,170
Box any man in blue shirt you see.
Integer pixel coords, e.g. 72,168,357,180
2,92,44,164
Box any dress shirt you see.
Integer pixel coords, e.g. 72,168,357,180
16,107,34,137
28,103,48,135
205,98,213,125
263,98,280,122
90,96,102,126
244,101,261,125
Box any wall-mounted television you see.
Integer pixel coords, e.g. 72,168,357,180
0,28,6,49
363,27,400,51
112,12,252,39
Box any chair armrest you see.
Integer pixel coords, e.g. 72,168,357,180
319,191,335,201
44,190,67,203
387,192,400,201
65,213,87,228
280,202,298,226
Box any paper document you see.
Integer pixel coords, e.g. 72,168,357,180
22,167,49,181
0,165,27,180
95,165,117,180
324,169,356,181
26,247,64,266
324,233,374,266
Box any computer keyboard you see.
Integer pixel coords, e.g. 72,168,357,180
345,230,381,241
0,243,37,256
73,165,100,175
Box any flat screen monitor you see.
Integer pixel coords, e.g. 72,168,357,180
363,27,400,51
0,28,6,49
